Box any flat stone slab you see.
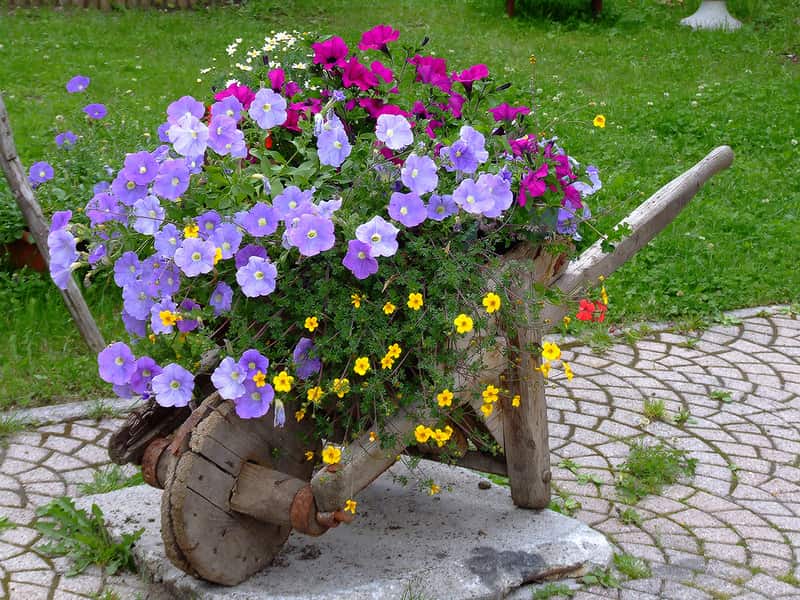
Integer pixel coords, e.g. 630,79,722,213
86,460,611,599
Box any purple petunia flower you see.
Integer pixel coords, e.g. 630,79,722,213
288,214,335,257
211,356,247,400
573,165,602,198
477,172,514,218
122,151,158,186
157,122,171,143
152,159,190,201
355,215,399,257
273,186,315,222
375,114,413,150
209,281,233,315
208,115,245,157
249,88,287,130
239,349,268,378
400,154,438,195
293,337,322,380
122,309,147,338
130,356,162,394
342,239,378,280
174,237,216,277
185,154,204,174
83,103,107,120
273,398,286,427
150,298,179,335
131,196,165,236
175,299,199,333
317,125,352,168
211,96,244,122
444,125,489,174
426,194,458,221
49,210,72,233
151,262,181,298
233,382,274,419
196,210,221,238
316,197,342,218
240,202,278,237
236,256,278,298
85,192,122,228
66,75,90,93
235,244,268,269
29,161,54,187
453,177,493,215
47,226,77,290
167,95,205,125
122,281,154,320
388,191,427,228
114,251,141,288
151,363,194,407
168,114,209,157
88,243,106,265
97,342,136,385
210,222,242,260
55,131,77,149
111,171,147,207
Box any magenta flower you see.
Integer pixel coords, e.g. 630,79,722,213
452,64,489,93
97,342,136,386
358,25,400,52
29,161,54,187
234,382,274,419
214,83,255,110
342,239,378,280
249,88,287,130
311,36,348,70
236,256,278,298
83,103,107,120
355,215,399,257
375,114,413,151
488,103,531,123
66,75,90,93
389,191,427,228
341,56,378,91
517,163,549,207
174,237,216,277
410,55,451,93
371,60,394,84
210,281,233,315
151,363,194,408
288,214,335,257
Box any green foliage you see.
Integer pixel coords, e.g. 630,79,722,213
581,567,620,589
35,497,142,576
710,390,733,403
548,485,581,516
618,507,643,527
0,515,16,533
0,188,26,245
78,466,144,496
616,439,697,503
613,552,652,580
673,407,692,426
643,398,667,421
0,413,28,445
86,400,121,421
531,582,575,599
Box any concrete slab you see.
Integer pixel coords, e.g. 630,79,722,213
85,460,611,600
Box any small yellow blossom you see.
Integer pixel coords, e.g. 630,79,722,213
213,247,223,265
541,342,562,362
332,378,350,398
307,385,324,403
383,301,396,315
304,316,319,332
387,343,402,359
273,370,294,392
437,389,454,408
480,403,494,417
563,315,572,328
344,499,357,514
351,293,362,309
482,292,502,314
321,445,341,465
512,394,521,407
528,54,537,65
354,357,370,376
431,427,452,448
148,333,156,343
593,114,606,128
159,310,181,327
183,223,199,238
601,286,609,306
381,355,395,370
429,483,441,495
482,384,500,403
414,424,432,443
537,361,552,378
304,451,314,461
454,314,473,334
253,371,266,388
369,431,378,442
564,362,574,381
407,292,423,311
295,409,305,422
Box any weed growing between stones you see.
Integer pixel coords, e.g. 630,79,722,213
617,507,643,527
35,496,142,576
0,414,29,446
616,439,697,503
710,390,733,403
643,398,667,421
0,515,15,533
78,465,144,496
613,552,652,580
581,567,620,589
548,485,582,517
531,582,575,598
86,400,122,421
673,407,692,426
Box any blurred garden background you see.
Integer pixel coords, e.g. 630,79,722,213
0,0,798,407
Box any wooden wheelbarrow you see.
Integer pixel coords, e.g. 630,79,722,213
109,146,734,586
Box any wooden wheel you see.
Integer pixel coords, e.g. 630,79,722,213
160,399,320,585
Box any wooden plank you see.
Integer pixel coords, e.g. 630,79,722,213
229,462,307,527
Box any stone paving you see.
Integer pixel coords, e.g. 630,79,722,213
1,305,799,599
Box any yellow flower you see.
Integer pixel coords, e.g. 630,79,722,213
369,431,378,442
437,389,453,408
351,293,362,309
414,424,432,444
273,370,294,392
383,302,396,315
454,314,473,334
541,342,561,362
407,292,423,311
295,409,305,422
601,286,609,306
159,310,181,327
563,362,574,381
332,378,350,398
537,361,552,378
482,384,500,403
344,499,357,514
429,483,441,495
213,247,223,265
528,54,537,65
322,445,342,465
431,428,452,448
183,223,199,238
148,333,156,343
304,451,314,461
593,114,606,128
387,343,402,359
512,394,521,407
307,385,324,403
304,316,319,332
354,357,370,376
480,403,494,417
482,292,501,314
253,371,266,388
563,315,572,328
381,355,395,370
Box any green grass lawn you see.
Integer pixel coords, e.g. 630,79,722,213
0,0,798,408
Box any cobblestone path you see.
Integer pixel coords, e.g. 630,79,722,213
1,306,799,599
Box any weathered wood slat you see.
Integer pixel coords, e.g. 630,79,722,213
229,462,307,527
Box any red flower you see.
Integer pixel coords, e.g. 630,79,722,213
594,302,607,323
576,299,595,321
264,135,273,149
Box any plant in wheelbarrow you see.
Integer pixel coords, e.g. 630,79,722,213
45,26,733,586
